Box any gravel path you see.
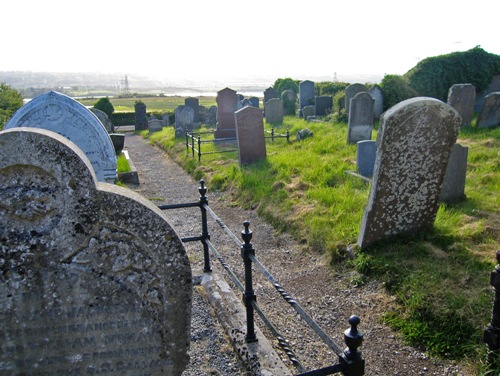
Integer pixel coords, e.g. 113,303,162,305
123,133,471,376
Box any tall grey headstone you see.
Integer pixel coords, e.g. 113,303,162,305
265,98,284,124
134,101,148,131
358,97,461,248
357,140,377,178
5,91,117,183
0,127,192,375
347,92,374,144
299,80,315,117
235,106,266,165
345,83,367,116
315,95,333,116
185,97,200,122
368,85,384,119
439,143,468,204
447,84,476,126
174,105,195,137
477,92,500,128
214,87,238,138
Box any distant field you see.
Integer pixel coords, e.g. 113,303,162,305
78,96,218,113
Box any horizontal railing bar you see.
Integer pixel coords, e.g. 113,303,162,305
181,236,204,243
202,149,238,155
158,202,200,210
296,364,343,375
204,204,242,246
207,240,244,292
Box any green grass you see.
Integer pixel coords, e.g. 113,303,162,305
142,115,500,374
116,152,131,173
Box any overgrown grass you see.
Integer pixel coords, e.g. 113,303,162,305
116,152,131,173
142,116,500,374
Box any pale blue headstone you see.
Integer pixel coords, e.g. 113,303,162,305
357,140,377,178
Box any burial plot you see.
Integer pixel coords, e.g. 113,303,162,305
5,90,117,183
235,106,266,165
265,98,284,124
214,87,238,138
347,92,374,144
447,84,476,126
299,80,315,117
345,83,367,116
358,97,461,248
0,127,192,376
477,92,500,128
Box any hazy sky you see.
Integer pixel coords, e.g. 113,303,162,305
2,0,499,82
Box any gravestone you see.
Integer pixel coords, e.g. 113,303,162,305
214,87,238,138
302,105,315,120
185,97,200,122
235,106,266,165
447,84,476,126
206,105,217,127
265,98,283,124
281,90,296,115
5,91,117,183
345,83,367,116
477,92,500,128
162,113,170,126
90,107,114,133
0,127,192,375
299,80,315,116
148,118,163,133
315,95,333,116
249,97,260,108
347,92,374,144
198,106,206,123
357,140,377,178
368,85,384,119
439,143,468,204
358,97,461,248
174,105,195,137
263,87,278,108
109,133,125,153
134,101,148,131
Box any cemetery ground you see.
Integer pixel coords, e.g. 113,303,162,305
129,112,500,375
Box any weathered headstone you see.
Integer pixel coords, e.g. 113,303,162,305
174,105,195,137
214,87,238,138
439,143,468,204
0,127,192,375
235,106,266,165
299,80,315,116
477,92,500,128
302,105,315,120
281,90,296,115
263,87,278,107
358,97,461,248
134,101,148,131
447,84,476,126
249,97,260,108
162,113,170,126
368,85,384,119
185,97,200,122
345,83,367,116
148,118,164,133
347,92,374,144
5,91,117,183
265,98,283,124
90,107,114,133
357,140,377,178
206,105,217,127
315,95,333,116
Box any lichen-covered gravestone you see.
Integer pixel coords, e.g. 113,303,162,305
5,91,117,183
358,97,461,248
0,128,192,375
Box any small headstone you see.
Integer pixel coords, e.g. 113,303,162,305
214,87,238,138
281,90,297,115
249,97,260,108
134,101,148,131
447,84,476,126
368,85,384,119
185,97,200,122
5,90,117,183
109,133,125,153
174,105,195,137
439,143,468,204
296,128,314,141
206,105,217,127
315,95,333,116
357,140,377,178
148,118,164,133
477,92,500,128
90,107,114,133
299,80,315,116
302,105,315,120
235,106,266,165
358,97,461,248
265,98,283,124
345,83,367,116
347,92,374,144
0,127,192,375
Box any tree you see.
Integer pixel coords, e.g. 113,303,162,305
94,97,114,119
273,78,299,97
380,75,419,111
0,83,23,130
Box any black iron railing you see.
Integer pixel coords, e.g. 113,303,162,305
159,180,365,375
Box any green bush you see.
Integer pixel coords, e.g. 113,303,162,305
273,78,299,96
0,83,23,130
94,97,114,119
112,112,135,126
315,81,350,96
380,74,419,111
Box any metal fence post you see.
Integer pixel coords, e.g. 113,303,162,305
199,180,211,272
340,315,365,376
484,251,500,355
198,136,202,162
186,132,189,152
241,221,257,343
191,134,195,158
